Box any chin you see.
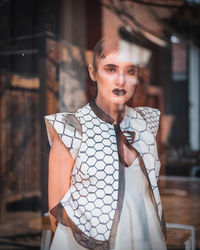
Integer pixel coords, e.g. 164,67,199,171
112,96,128,105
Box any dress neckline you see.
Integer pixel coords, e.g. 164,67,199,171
128,157,139,168
89,99,127,125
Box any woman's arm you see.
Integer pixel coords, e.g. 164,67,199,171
48,132,74,232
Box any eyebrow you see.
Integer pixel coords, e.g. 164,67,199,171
104,64,118,67
104,64,135,68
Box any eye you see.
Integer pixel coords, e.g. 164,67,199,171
127,67,136,76
105,66,116,73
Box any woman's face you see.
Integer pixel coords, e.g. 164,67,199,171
89,51,138,107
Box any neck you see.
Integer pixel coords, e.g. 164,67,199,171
95,97,125,124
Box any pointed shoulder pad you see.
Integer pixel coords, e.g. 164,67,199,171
44,112,82,159
134,107,161,137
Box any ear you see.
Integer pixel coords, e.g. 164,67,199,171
88,64,96,81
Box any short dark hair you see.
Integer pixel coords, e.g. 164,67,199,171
92,36,120,71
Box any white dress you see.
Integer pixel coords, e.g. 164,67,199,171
50,157,166,250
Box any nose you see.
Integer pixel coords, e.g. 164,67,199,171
116,71,125,87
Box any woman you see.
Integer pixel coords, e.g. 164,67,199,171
45,37,167,250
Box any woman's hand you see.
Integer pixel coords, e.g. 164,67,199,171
48,132,74,232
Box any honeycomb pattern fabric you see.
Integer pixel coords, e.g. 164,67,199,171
120,106,163,220
44,112,82,159
45,103,165,249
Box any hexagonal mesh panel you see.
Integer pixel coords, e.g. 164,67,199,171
45,103,163,249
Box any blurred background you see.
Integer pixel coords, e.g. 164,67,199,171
0,0,200,249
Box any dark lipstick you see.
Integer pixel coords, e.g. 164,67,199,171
112,88,127,96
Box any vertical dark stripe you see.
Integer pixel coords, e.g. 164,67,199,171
109,124,126,249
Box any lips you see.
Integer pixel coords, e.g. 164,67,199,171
112,88,127,96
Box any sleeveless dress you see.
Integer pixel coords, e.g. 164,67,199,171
50,157,166,250
45,102,167,250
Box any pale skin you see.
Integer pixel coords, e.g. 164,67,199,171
48,50,138,232
48,132,74,232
